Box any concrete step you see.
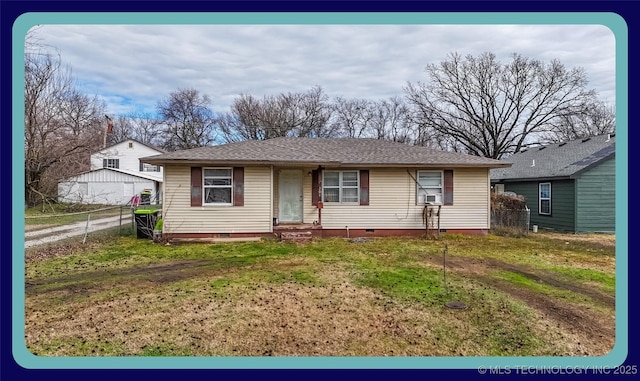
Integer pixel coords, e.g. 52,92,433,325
280,231,313,243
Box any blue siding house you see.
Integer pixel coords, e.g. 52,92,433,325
490,134,615,233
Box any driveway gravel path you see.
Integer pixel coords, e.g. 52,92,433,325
24,214,132,248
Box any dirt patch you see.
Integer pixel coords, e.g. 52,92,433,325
25,244,79,262
419,253,615,355
421,254,613,307
26,260,217,295
479,276,614,355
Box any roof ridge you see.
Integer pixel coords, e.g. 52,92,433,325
265,139,338,163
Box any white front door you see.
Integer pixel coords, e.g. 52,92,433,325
278,170,303,223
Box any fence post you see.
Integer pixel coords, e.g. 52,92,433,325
82,213,91,244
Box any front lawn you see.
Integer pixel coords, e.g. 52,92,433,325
24,232,615,357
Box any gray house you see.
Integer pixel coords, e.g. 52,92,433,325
491,134,615,233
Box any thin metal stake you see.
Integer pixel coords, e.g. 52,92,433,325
82,213,91,244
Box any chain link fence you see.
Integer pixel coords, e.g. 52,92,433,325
490,208,530,236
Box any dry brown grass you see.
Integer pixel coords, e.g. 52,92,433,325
24,235,616,357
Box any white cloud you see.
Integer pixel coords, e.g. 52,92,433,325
34,23,617,115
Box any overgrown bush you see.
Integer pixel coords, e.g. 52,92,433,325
490,192,529,237
491,192,526,211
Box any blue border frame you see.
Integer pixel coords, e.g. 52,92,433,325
12,12,628,370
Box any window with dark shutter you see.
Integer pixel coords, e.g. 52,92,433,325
233,167,244,206
359,170,369,206
190,167,202,207
443,170,454,206
311,169,320,206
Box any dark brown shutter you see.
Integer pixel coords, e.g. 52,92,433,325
311,169,319,206
190,167,202,207
359,170,370,206
103,159,107,168
233,167,244,206
443,169,453,206
139,160,143,171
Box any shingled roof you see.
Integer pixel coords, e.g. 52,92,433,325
490,133,616,182
141,137,510,168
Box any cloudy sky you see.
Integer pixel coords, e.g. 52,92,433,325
31,22,617,117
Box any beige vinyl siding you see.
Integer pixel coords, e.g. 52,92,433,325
163,165,272,234
303,168,490,230
441,168,491,229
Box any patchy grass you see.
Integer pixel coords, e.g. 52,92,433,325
25,204,129,227
24,232,615,357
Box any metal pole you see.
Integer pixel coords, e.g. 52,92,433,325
82,213,91,244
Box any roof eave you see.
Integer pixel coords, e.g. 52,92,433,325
491,175,572,183
569,152,616,179
142,158,511,169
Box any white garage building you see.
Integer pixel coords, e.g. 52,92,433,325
58,139,164,205
58,168,162,205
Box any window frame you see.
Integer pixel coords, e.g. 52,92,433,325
203,167,233,206
103,158,119,169
416,170,444,205
141,163,160,172
539,182,551,216
322,170,360,204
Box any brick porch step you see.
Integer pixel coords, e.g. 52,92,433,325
279,230,313,243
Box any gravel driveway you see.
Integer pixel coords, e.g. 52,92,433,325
24,214,132,248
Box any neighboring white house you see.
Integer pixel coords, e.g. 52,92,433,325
90,139,164,174
58,168,163,205
58,139,164,205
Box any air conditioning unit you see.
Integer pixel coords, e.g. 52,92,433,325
425,194,437,203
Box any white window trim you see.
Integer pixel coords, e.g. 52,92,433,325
416,170,444,205
104,158,119,169
141,163,160,172
322,170,360,204
539,182,551,215
203,167,233,206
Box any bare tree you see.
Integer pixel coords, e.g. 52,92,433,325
330,97,373,138
108,115,134,145
156,88,218,150
110,112,163,147
219,86,335,142
405,52,596,159
543,99,615,142
219,93,278,141
368,96,413,143
24,33,105,207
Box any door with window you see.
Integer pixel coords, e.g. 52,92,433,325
278,170,303,223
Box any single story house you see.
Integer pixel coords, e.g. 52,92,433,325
58,167,163,205
490,133,615,233
141,137,510,240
